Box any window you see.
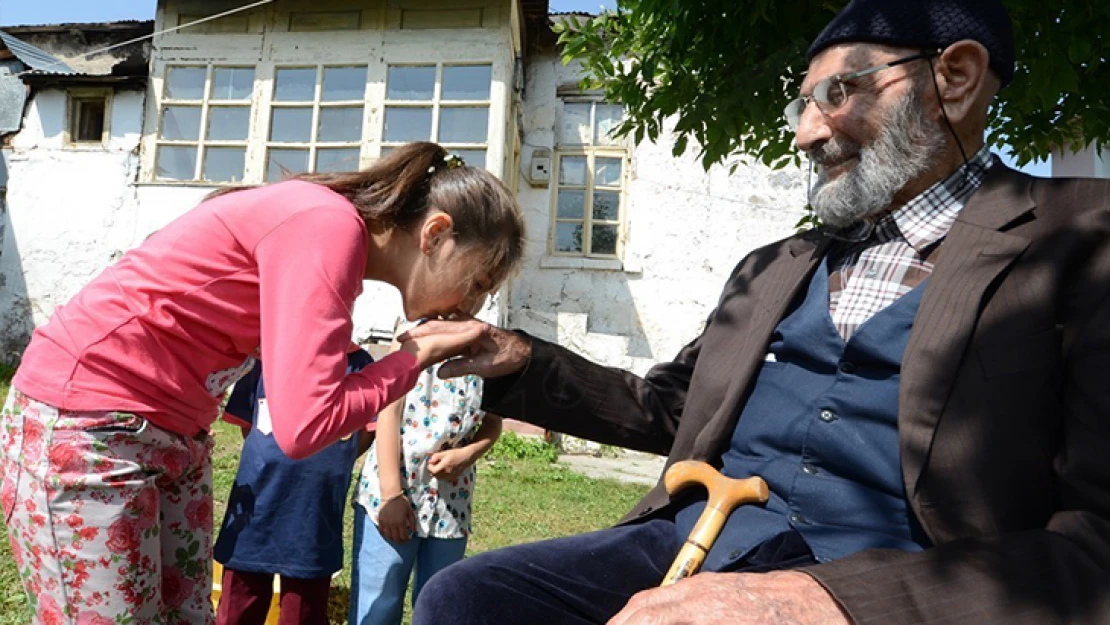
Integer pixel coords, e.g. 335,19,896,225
154,65,255,183
265,65,368,181
67,91,110,145
382,64,492,168
551,101,627,258
144,57,499,184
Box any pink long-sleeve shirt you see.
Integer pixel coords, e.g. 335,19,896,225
14,180,419,459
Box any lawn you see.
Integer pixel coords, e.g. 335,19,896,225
0,368,650,624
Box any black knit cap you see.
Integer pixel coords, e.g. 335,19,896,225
807,0,1016,86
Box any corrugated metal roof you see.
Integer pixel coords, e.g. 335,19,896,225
0,29,75,74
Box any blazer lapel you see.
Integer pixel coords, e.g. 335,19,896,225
900,164,1037,498
691,231,832,459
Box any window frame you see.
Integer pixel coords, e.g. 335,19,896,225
549,99,629,260
381,62,494,169
261,63,372,182
150,63,257,184
65,88,112,148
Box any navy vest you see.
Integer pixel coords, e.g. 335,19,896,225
674,256,931,570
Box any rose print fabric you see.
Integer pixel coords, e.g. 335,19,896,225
1,388,215,625
354,365,484,539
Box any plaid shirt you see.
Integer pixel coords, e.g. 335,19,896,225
827,147,993,340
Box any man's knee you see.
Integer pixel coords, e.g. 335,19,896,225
413,552,510,624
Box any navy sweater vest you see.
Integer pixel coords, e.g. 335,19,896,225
674,256,931,570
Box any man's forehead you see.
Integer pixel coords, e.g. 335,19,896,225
800,43,910,90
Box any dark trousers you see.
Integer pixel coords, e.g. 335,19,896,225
413,519,679,625
215,567,331,625
413,518,818,625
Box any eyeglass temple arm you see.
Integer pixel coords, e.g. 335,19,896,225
839,49,942,82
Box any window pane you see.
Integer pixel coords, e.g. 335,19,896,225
594,157,622,187
160,106,202,140
442,65,491,100
560,102,591,145
165,66,206,100
316,148,361,173
383,106,432,142
211,67,254,100
74,99,105,141
156,145,197,179
269,107,313,142
438,107,488,143
595,104,624,145
318,107,363,142
556,190,585,219
387,66,435,100
322,66,367,101
266,148,309,182
591,224,619,255
555,222,584,253
451,148,486,169
559,155,586,185
592,191,620,221
274,68,317,102
206,107,250,141
203,147,246,183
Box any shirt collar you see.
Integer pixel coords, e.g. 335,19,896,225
829,146,994,251
887,146,994,253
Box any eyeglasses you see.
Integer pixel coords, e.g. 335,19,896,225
784,50,939,130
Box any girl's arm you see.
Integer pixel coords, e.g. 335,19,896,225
427,412,504,483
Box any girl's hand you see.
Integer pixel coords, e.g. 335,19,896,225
427,448,474,483
376,493,416,543
399,319,531,378
398,318,486,369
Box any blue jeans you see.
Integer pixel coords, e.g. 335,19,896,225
349,504,468,625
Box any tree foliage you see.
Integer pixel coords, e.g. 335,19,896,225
555,1,1110,170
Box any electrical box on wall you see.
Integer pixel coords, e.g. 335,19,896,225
527,147,552,187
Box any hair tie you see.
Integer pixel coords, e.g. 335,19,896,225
428,153,466,174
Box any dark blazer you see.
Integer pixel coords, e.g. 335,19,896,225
485,163,1110,624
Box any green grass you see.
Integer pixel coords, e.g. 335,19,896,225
0,379,650,624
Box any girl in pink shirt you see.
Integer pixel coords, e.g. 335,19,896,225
0,142,524,625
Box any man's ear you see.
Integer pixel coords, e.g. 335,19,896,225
419,212,455,255
933,39,992,123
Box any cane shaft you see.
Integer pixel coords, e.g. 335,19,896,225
660,508,728,586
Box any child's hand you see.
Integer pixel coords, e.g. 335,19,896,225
377,494,416,543
427,448,473,483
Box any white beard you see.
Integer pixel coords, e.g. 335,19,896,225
808,85,947,228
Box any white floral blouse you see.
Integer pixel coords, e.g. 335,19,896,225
354,363,485,539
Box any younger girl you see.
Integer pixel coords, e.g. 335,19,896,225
0,142,524,625
349,321,502,625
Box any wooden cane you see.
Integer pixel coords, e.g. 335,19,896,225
660,460,769,586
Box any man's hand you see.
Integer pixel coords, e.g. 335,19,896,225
608,571,851,625
376,494,416,543
399,319,531,379
427,448,473,483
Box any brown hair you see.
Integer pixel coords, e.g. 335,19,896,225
211,142,525,291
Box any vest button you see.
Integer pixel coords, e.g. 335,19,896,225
802,463,818,475
819,409,838,423
790,512,808,525
838,361,857,374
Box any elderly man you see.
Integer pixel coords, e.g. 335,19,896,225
409,1,1110,623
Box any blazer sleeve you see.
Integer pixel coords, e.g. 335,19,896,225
805,286,1110,624
482,265,745,457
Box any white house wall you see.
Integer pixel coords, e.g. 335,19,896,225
0,88,147,361
510,55,808,375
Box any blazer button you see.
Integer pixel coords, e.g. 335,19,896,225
838,361,857,375
819,409,838,423
789,512,808,525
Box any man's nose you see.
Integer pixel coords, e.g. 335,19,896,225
793,100,833,154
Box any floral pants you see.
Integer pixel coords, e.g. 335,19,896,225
1,388,215,624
